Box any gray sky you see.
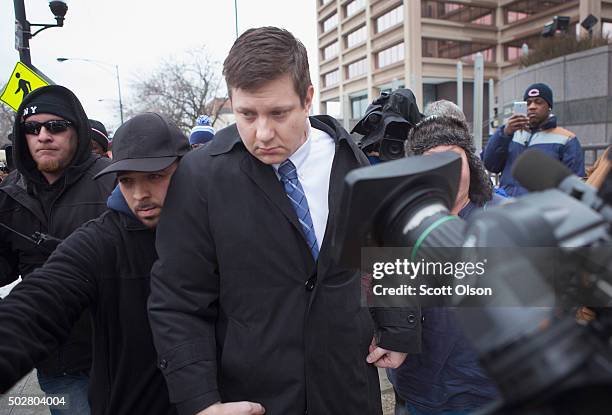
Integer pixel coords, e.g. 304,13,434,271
1,0,320,132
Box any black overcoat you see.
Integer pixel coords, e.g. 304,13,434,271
149,116,420,415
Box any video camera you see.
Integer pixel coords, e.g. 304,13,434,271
332,150,612,414
351,88,423,161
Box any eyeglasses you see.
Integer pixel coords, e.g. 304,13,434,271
22,120,73,135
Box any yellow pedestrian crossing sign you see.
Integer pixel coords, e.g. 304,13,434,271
1,62,49,111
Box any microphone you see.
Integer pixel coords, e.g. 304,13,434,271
512,149,573,191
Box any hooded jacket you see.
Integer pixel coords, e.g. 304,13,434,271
0,186,176,414
482,115,585,197
0,85,114,376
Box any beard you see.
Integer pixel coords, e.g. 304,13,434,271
35,157,69,173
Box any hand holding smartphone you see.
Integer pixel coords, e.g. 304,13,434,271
503,101,529,136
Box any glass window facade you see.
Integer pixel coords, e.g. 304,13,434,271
347,58,368,78
323,42,339,60
324,70,340,87
376,5,404,33
347,25,367,47
323,13,338,32
377,43,405,68
346,0,365,18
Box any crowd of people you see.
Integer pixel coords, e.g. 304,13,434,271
0,25,609,415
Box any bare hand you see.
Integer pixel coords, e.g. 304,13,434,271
576,306,597,322
503,114,529,136
366,336,407,369
196,401,266,415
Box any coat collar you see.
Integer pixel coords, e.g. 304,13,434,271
208,115,366,266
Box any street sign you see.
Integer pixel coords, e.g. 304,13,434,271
0,62,49,111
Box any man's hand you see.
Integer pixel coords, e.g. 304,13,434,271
366,336,407,369
196,401,265,415
503,114,529,137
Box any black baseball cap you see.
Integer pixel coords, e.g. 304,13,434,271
94,113,190,179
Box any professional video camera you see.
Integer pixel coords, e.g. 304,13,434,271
351,88,423,162
332,150,612,414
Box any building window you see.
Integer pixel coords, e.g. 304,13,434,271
505,45,522,61
422,38,495,62
320,0,334,6
376,5,404,33
422,1,493,26
323,42,339,60
346,0,365,18
346,25,367,48
471,13,492,25
505,10,529,24
377,43,404,68
324,70,340,87
322,13,338,32
351,94,369,119
347,58,368,79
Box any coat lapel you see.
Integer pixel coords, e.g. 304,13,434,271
239,153,304,238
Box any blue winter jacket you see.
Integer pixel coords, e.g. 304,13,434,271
482,115,585,197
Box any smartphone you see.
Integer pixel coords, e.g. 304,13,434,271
513,101,528,116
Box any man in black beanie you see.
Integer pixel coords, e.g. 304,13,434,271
0,85,114,414
483,82,585,197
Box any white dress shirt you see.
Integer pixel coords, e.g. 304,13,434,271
274,119,335,249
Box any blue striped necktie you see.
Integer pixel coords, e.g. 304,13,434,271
278,159,319,260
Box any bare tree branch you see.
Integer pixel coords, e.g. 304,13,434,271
127,47,227,134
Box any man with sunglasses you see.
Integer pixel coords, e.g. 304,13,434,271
0,85,114,413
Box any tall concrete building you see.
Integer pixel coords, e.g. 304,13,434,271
317,0,612,128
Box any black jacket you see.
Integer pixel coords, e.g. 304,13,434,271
0,85,114,376
148,116,420,415
0,187,175,415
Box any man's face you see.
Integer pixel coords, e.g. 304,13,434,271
24,113,78,174
90,139,107,157
424,145,470,212
527,97,550,127
231,73,314,165
118,163,178,228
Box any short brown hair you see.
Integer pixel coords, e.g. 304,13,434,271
223,26,311,106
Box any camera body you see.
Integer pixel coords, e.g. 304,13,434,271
352,89,423,161
332,150,612,414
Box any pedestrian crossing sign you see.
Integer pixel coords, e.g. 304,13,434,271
1,62,49,111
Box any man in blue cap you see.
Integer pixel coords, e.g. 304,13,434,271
483,82,585,197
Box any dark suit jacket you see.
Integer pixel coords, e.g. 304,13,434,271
148,116,419,415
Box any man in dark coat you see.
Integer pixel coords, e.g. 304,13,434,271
0,113,189,415
0,85,114,412
148,27,418,415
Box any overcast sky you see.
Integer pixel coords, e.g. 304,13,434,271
1,0,320,132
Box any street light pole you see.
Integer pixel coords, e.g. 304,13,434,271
114,64,124,124
57,58,124,124
14,0,68,67
13,0,31,65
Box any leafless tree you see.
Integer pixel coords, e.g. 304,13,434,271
0,95,15,148
127,47,228,134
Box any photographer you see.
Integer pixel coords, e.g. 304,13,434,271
482,83,585,197
387,113,504,415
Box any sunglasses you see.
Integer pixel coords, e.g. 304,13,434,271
22,120,73,135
